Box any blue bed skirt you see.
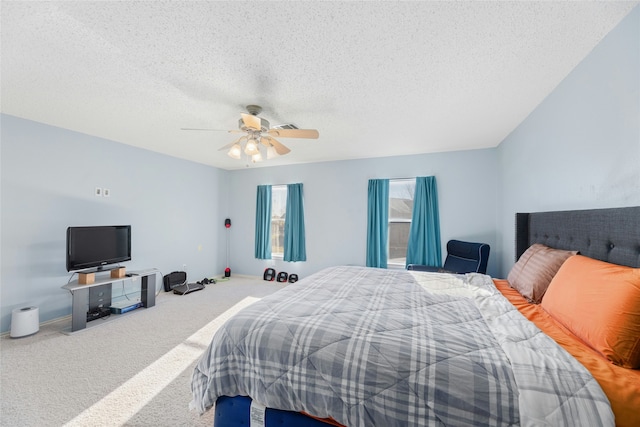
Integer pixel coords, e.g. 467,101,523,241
214,396,335,427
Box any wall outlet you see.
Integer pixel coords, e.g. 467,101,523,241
95,187,102,197
103,188,111,197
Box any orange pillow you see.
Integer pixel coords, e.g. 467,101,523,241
541,255,640,368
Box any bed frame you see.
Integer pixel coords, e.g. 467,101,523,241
516,206,640,268
215,205,640,427
214,396,334,427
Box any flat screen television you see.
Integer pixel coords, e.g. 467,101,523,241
66,225,131,272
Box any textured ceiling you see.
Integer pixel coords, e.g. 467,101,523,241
2,1,637,170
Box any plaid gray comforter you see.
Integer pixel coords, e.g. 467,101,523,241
191,266,613,426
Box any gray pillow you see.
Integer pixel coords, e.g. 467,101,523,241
507,243,577,303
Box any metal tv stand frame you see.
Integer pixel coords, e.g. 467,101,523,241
61,269,158,333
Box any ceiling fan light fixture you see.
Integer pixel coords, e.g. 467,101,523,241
252,152,263,163
227,143,242,159
244,138,259,155
266,144,279,159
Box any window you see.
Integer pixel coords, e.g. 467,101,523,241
388,179,415,266
366,176,439,269
256,183,306,261
271,185,287,257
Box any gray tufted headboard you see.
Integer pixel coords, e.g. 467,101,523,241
516,206,640,268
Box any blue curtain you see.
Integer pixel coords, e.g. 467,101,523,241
255,185,272,259
406,176,441,267
366,179,389,268
283,183,306,262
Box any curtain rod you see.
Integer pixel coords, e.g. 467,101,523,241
258,183,302,187
369,176,433,181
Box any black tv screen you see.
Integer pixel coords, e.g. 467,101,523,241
66,225,131,272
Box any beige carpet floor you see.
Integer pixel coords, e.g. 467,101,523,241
0,276,286,426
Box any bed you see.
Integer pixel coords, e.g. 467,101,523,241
191,206,640,427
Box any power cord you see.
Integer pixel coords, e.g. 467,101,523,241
154,269,165,296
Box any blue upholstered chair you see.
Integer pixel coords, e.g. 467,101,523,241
407,239,490,274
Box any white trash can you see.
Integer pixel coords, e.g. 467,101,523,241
10,306,39,338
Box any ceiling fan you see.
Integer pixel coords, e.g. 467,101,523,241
182,105,319,162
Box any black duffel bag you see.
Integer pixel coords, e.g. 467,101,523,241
163,271,187,292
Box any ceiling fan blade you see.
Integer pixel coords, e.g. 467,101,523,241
217,136,246,151
267,128,319,139
259,136,270,147
240,113,262,131
267,137,291,155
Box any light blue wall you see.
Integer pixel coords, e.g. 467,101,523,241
0,118,500,334
0,115,228,332
497,5,640,275
225,149,499,279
